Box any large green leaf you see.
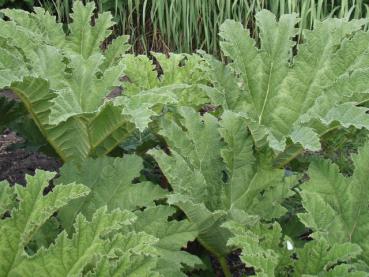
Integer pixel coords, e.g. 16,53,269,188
129,206,202,276
0,170,90,276
0,8,64,55
66,2,114,58
224,220,291,277
10,78,92,161
150,107,294,257
226,219,367,277
299,142,369,264
15,207,159,277
294,240,365,276
91,253,159,277
0,169,159,277
121,53,209,108
205,10,369,159
114,84,186,132
0,38,29,88
56,155,167,231
0,2,181,162
27,158,199,276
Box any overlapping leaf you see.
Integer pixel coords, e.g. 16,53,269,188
52,156,200,276
224,220,291,277
0,170,161,277
121,53,209,108
204,10,369,157
299,142,369,264
0,2,184,162
294,240,365,276
128,206,202,276
15,207,160,277
0,170,90,276
225,220,367,276
150,107,294,257
56,155,167,231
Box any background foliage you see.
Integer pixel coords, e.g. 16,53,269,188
1,0,369,54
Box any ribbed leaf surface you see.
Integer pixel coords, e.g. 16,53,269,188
150,107,293,257
205,10,369,156
295,240,364,276
56,155,167,231
299,142,369,263
226,220,366,276
129,206,201,276
0,170,90,276
15,208,158,277
0,2,178,162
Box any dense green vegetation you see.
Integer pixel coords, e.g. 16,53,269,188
2,1,369,276
1,0,369,54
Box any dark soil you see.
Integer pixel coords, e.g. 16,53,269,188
186,241,254,277
0,89,61,185
1,89,18,101
210,250,255,277
0,129,61,185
